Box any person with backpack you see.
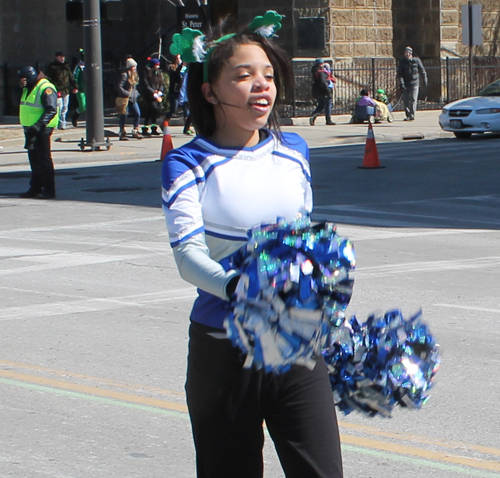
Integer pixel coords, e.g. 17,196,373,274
116,57,142,140
309,59,335,126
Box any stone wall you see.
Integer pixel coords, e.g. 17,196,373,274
238,0,395,60
329,0,394,59
441,0,500,58
238,0,500,62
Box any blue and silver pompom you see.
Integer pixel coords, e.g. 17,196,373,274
323,309,441,417
224,215,441,417
224,214,355,373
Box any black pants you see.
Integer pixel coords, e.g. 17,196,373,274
185,322,343,478
26,128,55,195
312,96,332,123
165,92,179,119
144,99,162,126
182,103,191,134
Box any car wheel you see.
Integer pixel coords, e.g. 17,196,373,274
387,114,394,123
453,132,472,139
368,115,376,124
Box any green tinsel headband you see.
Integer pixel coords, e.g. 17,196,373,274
169,10,283,82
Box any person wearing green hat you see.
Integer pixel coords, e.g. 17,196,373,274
72,49,86,127
375,88,389,105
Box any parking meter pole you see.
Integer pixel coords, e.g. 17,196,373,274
82,0,106,150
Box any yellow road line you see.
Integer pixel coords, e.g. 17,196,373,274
0,358,184,396
339,421,500,458
341,435,500,473
1,362,499,473
0,369,188,413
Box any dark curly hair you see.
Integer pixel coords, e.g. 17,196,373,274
186,20,293,138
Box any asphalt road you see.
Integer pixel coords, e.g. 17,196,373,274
0,113,499,477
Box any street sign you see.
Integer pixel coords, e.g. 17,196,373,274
177,5,208,32
462,3,482,46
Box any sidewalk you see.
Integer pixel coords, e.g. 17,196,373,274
0,110,452,170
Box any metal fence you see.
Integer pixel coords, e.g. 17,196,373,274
288,57,500,118
3,57,500,119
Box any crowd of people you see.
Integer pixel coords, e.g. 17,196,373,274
15,49,194,199
15,43,427,208
116,53,193,140
115,52,192,140
17,45,427,143
15,44,426,204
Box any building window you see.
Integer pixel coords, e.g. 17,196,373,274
297,17,326,51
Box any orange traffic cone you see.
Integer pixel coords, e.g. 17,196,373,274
358,123,385,169
160,120,174,161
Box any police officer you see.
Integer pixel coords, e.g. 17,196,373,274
18,66,58,199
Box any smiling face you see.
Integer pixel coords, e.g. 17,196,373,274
202,43,277,147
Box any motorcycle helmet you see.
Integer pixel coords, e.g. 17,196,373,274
18,66,38,85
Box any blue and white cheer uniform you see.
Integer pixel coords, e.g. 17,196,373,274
161,130,313,329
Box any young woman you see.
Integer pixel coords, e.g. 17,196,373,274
161,18,343,478
116,57,142,140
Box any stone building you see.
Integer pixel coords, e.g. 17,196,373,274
1,0,499,117
238,0,500,60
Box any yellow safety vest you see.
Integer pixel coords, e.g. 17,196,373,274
19,79,59,128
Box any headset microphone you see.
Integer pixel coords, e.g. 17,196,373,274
216,100,247,109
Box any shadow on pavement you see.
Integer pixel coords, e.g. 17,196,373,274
1,136,499,230
0,160,164,209
310,137,500,230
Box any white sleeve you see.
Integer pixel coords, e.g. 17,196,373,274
172,232,239,300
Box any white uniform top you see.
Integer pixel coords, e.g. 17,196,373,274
161,130,313,328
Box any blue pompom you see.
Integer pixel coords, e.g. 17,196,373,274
224,213,355,373
323,309,441,417
223,214,441,417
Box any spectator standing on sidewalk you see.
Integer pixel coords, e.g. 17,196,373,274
165,54,184,120
46,51,78,130
116,57,142,140
397,46,427,121
178,65,193,135
141,57,165,136
310,58,335,126
72,49,86,127
18,66,58,199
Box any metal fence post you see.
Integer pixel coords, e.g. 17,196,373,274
292,62,296,118
371,58,376,95
2,63,6,117
446,57,450,104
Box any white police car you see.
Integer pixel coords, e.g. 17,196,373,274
439,78,500,139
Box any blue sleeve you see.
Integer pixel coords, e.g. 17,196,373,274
280,132,310,163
